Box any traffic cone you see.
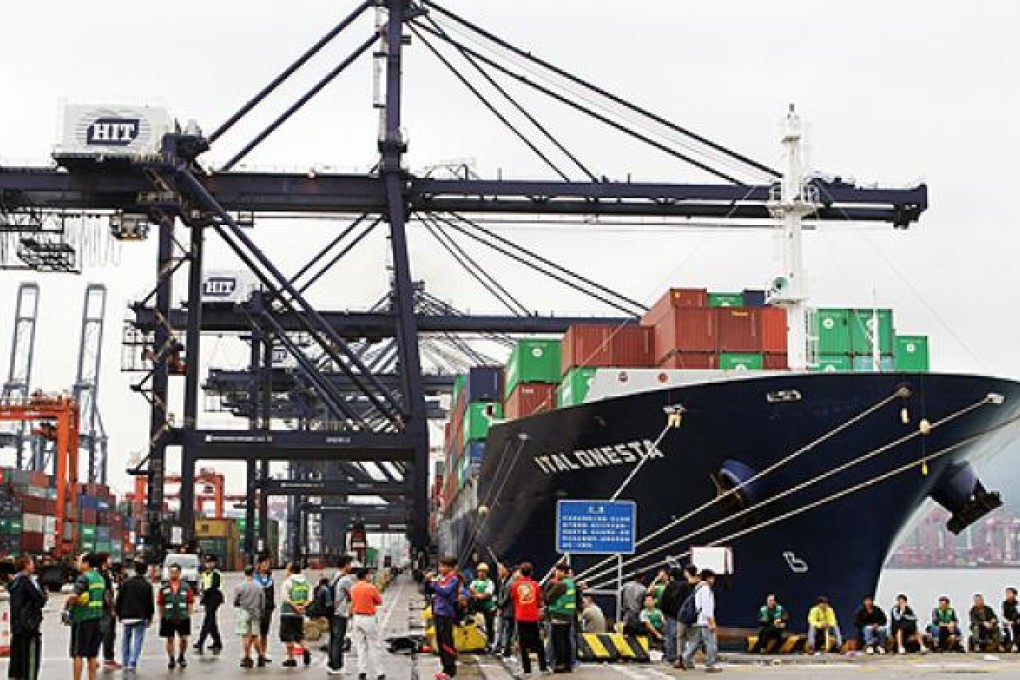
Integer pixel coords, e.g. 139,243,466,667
0,609,11,657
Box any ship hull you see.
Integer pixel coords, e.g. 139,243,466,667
443,372,1020,632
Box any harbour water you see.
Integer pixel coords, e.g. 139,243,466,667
877,568,1020,614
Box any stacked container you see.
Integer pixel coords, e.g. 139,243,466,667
504,339,560,418
895,335,930,372
444,366,504,492
810,308,902,372
195,518,242,570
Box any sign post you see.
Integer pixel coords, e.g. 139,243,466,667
556,499,636,621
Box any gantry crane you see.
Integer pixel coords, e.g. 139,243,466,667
0,395,80,557
73,284,110,485
0,283,41,470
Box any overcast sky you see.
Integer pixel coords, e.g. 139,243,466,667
2,1,1019,495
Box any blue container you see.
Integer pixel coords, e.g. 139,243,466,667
464,366,503,403
742,289,767,307
463,440,486,465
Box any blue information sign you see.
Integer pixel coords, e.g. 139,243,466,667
556,499,636,555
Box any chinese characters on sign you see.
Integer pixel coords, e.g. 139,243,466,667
556,500,636,554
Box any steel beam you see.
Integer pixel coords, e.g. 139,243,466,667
179,223,205,541
256,478,410,498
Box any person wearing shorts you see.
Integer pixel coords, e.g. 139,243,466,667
158,564,194,670
234,565,266,668
66,553,106,680
279,561,313,667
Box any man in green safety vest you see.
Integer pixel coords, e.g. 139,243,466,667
469,562,497,650
66,553,106,680
280,561,313,667
158,564,195,670
194,555,224,654
543,563,576,673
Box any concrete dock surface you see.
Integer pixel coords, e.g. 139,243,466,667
4,571,1020,678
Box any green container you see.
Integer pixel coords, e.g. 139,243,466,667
813,355,853,372
558,367,597,408
9,518,23,534
812,309,852,355
850,309,894,355
852,355,895,372
895,335,930,372
452,374,467,407
80,524,97,540
504,339,562,396
719,353,764,370
462,402,503,446
708,292,745,308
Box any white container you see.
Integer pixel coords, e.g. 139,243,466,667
23,513,45,534
585,368,789,402
58,104,176,158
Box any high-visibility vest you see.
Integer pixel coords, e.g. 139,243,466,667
282,579,311,615
935,607,956,625
73,571,106,623
201,569,221,591
161,583,190,621
548,578,577,616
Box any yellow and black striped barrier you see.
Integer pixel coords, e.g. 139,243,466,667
744,634,811,654
577,633,651,662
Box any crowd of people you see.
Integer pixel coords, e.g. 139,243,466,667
3,551,390,680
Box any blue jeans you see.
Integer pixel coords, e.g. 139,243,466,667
664,616,678,662
863,626,887,649
683,625,718,668
122,621,147,669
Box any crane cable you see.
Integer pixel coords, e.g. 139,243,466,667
574,387,908,583
586,394,1003,590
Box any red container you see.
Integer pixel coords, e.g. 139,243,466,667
758,307,788,354
20,532,45,552
651,307,717,358
561,324,654,373
763,353,789,370
505,383,557,420
19,495,54,515
642,288,709,326
657,351,718,369
716,308,761,352
81,509,97,524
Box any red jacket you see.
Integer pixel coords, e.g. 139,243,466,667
510,577,543,622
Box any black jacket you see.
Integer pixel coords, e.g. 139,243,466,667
115,575,156,622
8,573,46,634
1003,600,1019,624
854,605,887,629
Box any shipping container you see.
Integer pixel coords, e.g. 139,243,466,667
813,355,853,372
651,307,716,359
850,308,894,355
642,288,709,326
561,324,653,373
463,366,503,403
716,308,761,352
718,353,765,370
742,289,767,307
195,518,239,539
812,309,852,355
895,335,930,372
504,339,562,396
461,402,503,446
505,382,557,419
763,353,789,370
852,355,895,372
758,307,788,354
656,352,718,369
463,441,485,465
558,367,597,408
21,532,44,552
708,292,744,308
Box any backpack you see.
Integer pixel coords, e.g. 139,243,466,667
678,586,701,626
307,584,332,619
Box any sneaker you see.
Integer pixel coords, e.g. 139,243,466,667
813,651,822,657
256,657,267,668
898,646,906,655
178,655,188,668
194,644,204,655
378,676,386,680
283,659,298,668
877,646,886,655
211,644,224,655
327,670,344,676
103,660,123,669
240,658,254,668
434,674,451,680
866,647,874,655
168,658,176,670
920,647,929,655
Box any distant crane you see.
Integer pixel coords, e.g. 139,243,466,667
1,282,41,469
73,284,109,485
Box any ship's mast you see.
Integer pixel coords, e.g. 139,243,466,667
769,105,818,370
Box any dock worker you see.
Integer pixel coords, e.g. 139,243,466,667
751,593,788,654
66,553,106,680
279,561,312,667
158,563,194,670
854,595,888,654
968,594,1001,652
510,562,548,675
889,594,927,655
195,554,224,654
806,597,842,654
115,560,156,672
543,563,577,672
423,556,462,680
930,596,961,651
350,568,386,680
1003,588,1020,652
469,563,497,650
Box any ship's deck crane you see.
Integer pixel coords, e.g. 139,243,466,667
0,395,80,557
0,283,41,470
0,0,927,560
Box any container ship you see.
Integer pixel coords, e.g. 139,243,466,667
434,289,1020,633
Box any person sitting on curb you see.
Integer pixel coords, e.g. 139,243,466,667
854,595,888,655
806,597,842,655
